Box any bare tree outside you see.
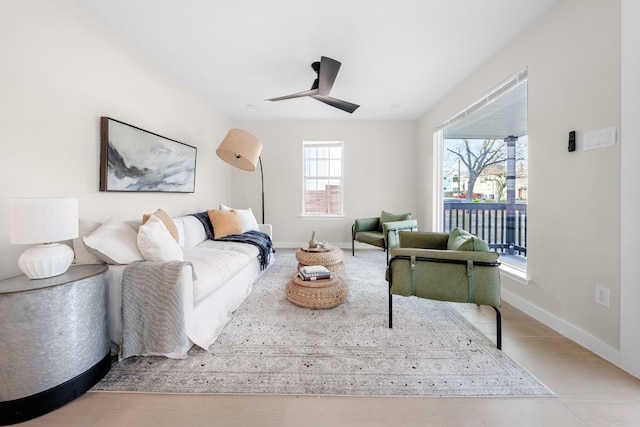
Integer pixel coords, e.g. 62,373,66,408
479,141,528,201
445,137,528,202
481,163,507,201
445,139,506,201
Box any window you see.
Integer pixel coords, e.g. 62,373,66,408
302,141,343,216
435,68,528,276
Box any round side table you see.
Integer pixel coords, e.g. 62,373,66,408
286,274,348,309
296,245,345,274
0,264,110,425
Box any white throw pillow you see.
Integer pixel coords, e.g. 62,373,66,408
219,203,259,232
73,218,104,265
175,215,207,248
235,208,260,232
83,217,144,264
137,215,184,261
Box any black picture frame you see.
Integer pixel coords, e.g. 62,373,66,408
99,117,197,193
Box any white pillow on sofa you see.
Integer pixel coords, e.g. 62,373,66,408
173,215,208,248
137,215,184,261
73,218,104,265
83,217,144,265
219,204,259,232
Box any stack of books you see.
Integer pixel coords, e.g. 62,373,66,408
298,265,332,281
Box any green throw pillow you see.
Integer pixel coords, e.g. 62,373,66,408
379,211,411,231
447,227,489,251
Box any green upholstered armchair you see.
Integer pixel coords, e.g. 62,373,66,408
386,228,502,349
351,211,418,263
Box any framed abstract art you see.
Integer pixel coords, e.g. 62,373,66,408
99,117,197,193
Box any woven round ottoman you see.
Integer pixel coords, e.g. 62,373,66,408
286,275,348,309
296,245,345,274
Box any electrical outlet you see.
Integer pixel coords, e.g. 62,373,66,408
595,284,610,308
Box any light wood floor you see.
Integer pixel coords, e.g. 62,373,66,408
22,301,640,427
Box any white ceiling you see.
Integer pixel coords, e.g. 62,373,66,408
82,0,558,121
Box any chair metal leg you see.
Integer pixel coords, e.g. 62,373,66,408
351,224,356,256
388,291,393,328
494,307,502,350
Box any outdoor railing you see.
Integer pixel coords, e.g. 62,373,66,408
443,201,527,256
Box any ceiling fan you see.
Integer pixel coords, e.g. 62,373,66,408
266,56,360,114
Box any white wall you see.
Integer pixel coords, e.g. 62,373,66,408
418,0,622,354
232,120,418,247
0,0,232,280
620,0,640,377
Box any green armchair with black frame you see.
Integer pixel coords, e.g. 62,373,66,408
351,211,418,263
386,228,503,349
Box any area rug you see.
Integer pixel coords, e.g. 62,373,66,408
93,249,554,397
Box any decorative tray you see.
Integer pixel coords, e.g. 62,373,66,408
300,244,332,252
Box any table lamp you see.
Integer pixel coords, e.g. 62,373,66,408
9,197,79,279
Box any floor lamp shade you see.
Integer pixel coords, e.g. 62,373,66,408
216,129,266,224
9,197,79,279
216,129,262,171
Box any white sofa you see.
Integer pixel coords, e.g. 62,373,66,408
74,211,273,359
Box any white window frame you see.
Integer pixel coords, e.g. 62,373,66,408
433,69,529,283
301,140,344,218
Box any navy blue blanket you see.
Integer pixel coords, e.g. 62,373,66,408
217,230,273,270
190,211,215,240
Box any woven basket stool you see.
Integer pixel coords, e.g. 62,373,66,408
286,275,348,309
296,246,345,274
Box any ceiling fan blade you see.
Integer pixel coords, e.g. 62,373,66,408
312,94,360,114
266,56,357,112
318,56,341,96
266,88,318,102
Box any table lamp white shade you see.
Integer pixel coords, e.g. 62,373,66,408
216,128,262,171
9,197,79,279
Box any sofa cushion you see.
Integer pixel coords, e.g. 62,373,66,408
83,217,144,264
182,247,252,304
173,215,208,248
220,204,260,233
447,228,490,251
354,230,385,248
142,208,179,243
197,239,260,258
137,215,184,261
208,210,242,239
379,211,411,231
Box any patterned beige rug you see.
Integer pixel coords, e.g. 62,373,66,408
93,249,554,397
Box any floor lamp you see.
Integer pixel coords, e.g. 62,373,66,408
216,129,265,224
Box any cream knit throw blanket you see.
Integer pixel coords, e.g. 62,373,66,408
120,260,194,360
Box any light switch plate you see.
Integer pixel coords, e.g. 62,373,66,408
583,127,616,151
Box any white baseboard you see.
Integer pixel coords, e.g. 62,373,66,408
501,288,621,367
